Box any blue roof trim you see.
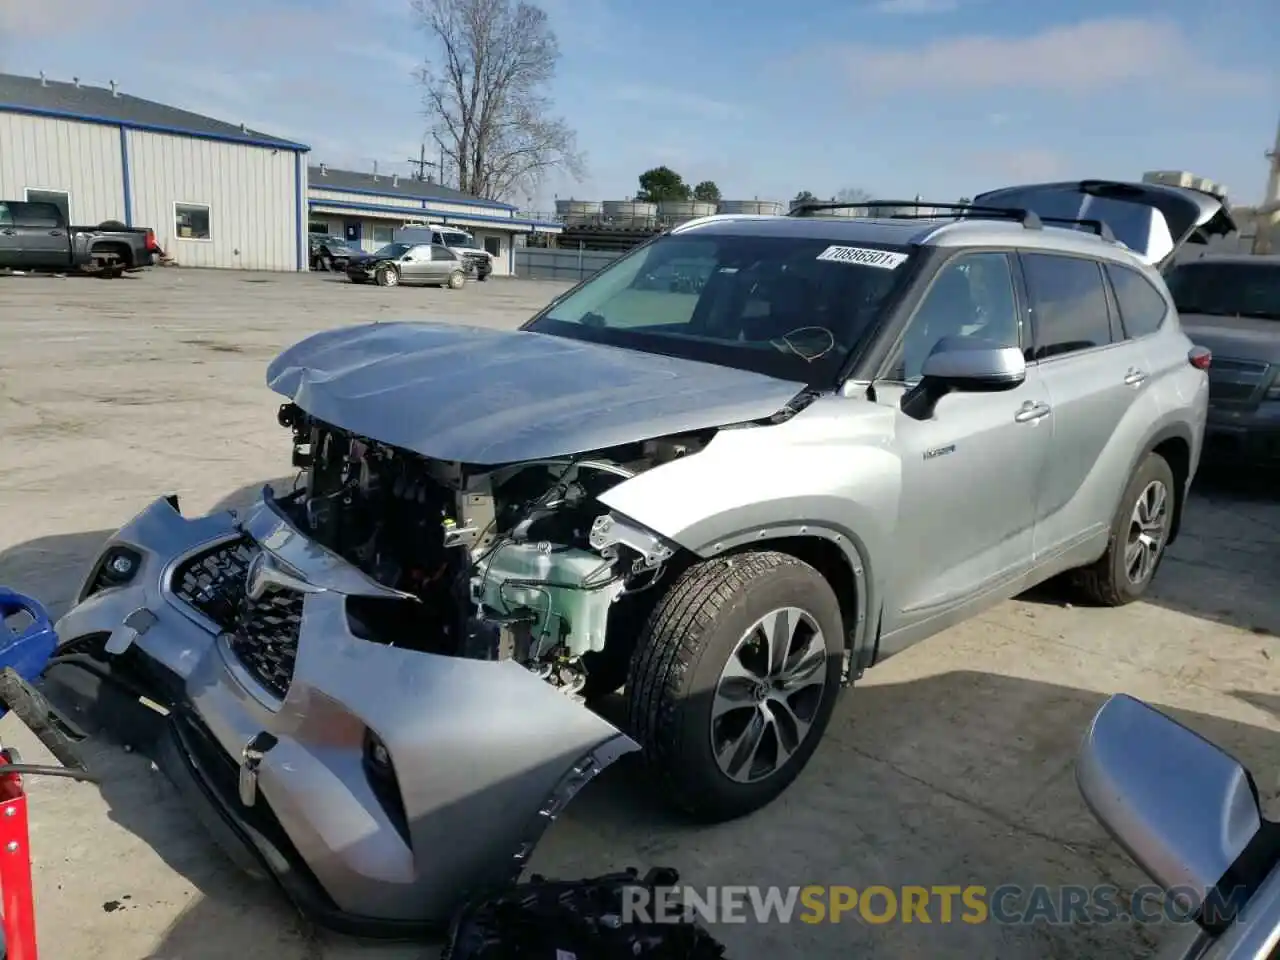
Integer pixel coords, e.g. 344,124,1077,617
0,103,310,152
310,182,516,210
307,197,561,230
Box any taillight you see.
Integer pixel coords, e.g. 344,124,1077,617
145,229,158,251
1188,346,1211,371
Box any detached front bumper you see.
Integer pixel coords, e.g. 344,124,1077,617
52,493,638,935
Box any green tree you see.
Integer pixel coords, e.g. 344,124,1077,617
793,190,818,204
836,186,873,204
637,166,691,202
692,180,721,203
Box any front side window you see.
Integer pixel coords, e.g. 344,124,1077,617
1165,260,1280,322
442,231,476,248
373,243,411,259
889,252,1021,381
175,202,211,240
1107,264,1169,338
1022,254,1114,360
523,232,914,384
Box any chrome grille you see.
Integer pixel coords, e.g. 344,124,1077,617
170,537,303,700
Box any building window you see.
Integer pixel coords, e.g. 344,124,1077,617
309,220,331,235
24,188,70,223
372,223,395,245
483,235,502,257
174,202,212,240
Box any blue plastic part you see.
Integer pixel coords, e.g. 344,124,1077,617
0,588,58,718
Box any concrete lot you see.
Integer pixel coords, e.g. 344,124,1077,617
0,267,1276,959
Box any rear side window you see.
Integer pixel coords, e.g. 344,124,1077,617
9,202,60,228
431,244,456,260
0,203,11,227
1022,254,1114,361
1107,264,1168,338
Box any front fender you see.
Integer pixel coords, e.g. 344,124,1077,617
597,399,901,648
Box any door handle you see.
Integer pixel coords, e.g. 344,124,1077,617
48,230,63,237
1123,368,1147,387
1,229,15,236
1014,401,1052,424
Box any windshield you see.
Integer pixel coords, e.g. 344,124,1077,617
1165,260,1280,321
522,232,914,384
373,243,411,259
442,232,477,248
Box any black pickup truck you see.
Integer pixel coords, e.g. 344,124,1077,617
0,200,159,277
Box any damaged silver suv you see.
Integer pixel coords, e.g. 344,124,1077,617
50,179,1230,934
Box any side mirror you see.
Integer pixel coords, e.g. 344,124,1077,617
901,337,1026,419
1078,694,1275,931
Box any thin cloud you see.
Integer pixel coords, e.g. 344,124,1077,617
609,84,745,120
838,18,1257,96
968,147,1068,182
870,0,958,14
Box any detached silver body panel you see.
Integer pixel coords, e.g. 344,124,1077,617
55,495,638,925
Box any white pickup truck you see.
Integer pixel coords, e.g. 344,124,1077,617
395,221,494,280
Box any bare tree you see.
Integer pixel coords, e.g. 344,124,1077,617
412,0,584,201
835,186,874,203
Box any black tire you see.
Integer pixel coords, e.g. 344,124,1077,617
375,264,399,287
1074,452,1176,606
625,551,844,822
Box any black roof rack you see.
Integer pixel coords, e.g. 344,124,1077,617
789,199,1043,230
788,199,1118,242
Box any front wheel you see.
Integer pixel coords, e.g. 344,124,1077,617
447,270,466,290
626,551,844,822
1073,452,1176,605
375,265,399,287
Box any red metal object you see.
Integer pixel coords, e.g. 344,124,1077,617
0,751,37,960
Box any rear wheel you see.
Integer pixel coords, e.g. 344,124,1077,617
1074,452,1175,605
626,551,843,821
375,264,399,287
447,270,466,290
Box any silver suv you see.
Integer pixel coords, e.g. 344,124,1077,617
50,179,1230,934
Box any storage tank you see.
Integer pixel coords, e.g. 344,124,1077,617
657,200,717,224
717,200,784,216
602,200,658,227
555,199,602,226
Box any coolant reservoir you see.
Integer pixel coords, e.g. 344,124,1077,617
475,542,618,655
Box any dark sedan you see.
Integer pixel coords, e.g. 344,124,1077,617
1168,254,1280,463
309,234,356,271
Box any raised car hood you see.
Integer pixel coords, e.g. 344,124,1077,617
973,179,1237,270
266,321,805,463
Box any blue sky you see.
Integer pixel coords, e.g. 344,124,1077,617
2,0,1275,209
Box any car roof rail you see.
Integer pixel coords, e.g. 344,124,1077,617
1036,216,1116,241
788,199,1044,231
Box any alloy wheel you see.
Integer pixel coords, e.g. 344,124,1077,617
710,606,829,784
1125,479,1169,585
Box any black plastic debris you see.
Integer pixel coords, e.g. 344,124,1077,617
441,867,728,960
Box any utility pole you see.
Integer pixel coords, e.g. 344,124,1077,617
406,143,436,182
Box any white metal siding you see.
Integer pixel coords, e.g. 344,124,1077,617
0,112,124,224
127,130,300,270
308,187,515,219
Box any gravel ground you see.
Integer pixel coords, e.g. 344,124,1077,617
0,267,1276,960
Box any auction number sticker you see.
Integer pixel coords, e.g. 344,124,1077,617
816,246,908,269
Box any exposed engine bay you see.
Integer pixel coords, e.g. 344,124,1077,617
274,402,710,700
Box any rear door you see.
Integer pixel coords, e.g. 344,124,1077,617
9,201,69,268
974,180,1236,271
1019,252,1158,561
429,244,459,281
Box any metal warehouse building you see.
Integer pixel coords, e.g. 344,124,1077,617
0,71,308,271
307,164,562,277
